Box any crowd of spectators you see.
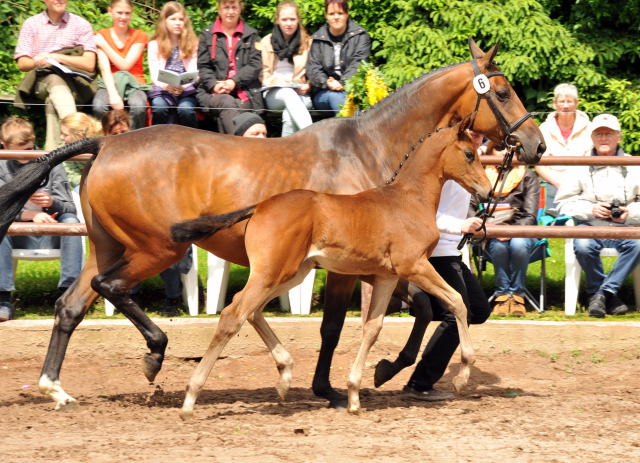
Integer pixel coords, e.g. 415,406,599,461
3,0,638,322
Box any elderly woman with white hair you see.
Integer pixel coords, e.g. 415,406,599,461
536,83,592,211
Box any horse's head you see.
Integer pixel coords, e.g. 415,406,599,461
454,38,545,164
441,115,492,202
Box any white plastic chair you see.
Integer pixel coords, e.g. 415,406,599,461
205,253,314,315
564,219,640,315
104,246,199,316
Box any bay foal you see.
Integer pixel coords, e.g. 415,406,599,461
171,118,492,416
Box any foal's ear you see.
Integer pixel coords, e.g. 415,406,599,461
458,113,474,137
468,37,484,59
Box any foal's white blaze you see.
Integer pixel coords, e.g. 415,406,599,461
39,374,77,410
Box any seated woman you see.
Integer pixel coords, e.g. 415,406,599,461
196,0,263,134
92,0,149,130
306,0,371,115
476,146,540,316
148,1,199,128
60,112,103,188
260,1,313,137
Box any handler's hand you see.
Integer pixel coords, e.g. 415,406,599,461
461,217,484,235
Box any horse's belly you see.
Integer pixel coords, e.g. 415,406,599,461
306,247,391,276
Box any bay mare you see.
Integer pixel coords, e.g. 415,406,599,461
170,117,493,417
0,39,545,410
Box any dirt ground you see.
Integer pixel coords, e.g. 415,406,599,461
1,318,640,463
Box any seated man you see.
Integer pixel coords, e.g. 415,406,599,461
14,0,96,151
556,114,640,318
0,117,83,322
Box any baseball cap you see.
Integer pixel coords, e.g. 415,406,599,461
591,114,621,134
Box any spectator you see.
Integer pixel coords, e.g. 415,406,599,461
101,108,131,135
306,0,371,115
60,112,102,187
92,0,149,130
260,1,313,137
0,117,83,322
233,112,266,137
196,0,263,134
476,147,540,316
536,83,592,211
556,114,640,318
148,1,199,128
14,0,97,151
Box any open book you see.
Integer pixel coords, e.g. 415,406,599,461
157,69,199,86
46,58,94,82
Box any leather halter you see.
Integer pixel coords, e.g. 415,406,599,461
469,58,532,148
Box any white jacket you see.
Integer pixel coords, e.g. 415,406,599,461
556,147,640,226
539,110,592,175
432,180,471,257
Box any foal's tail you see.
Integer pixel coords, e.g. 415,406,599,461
0,137,104,240
171,205,256,243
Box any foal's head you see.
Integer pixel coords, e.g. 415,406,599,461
440,117,492,202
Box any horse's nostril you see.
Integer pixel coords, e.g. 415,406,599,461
537,141,546,157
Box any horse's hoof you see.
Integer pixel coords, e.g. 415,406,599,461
314,386,348,409
275,381,290,401
179,409,194,421
452,376,466,393
374,359,401,388
143,353,164,382
54,398,78,411
328,396,348,410
347,406,361,415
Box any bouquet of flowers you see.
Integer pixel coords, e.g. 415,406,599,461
338,61,390,117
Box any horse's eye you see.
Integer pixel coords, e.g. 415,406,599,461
496,90,509,101
465,150,475,161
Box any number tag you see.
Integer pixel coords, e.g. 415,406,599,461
473,74,491,95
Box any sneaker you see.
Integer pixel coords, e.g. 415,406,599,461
509,294,526,316
401,385,454,402
161,297,181,317
492,295,510,316
605,292,628,316
587,293,606,318
0,300,15,322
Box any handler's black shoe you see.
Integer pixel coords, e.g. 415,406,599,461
587,293,606,318
401,385,454,402
605,292,628,316
161,297,181,317
0,300,15,322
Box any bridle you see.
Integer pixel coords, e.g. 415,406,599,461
457,59,534,249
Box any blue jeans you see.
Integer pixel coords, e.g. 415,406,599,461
93,88,148,130
264,87,313,136
486,237,537,295
573,235,640,296
151,95,198,128
312,89,346,115
0,213,83,291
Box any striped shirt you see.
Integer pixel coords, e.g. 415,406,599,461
14,11,96,60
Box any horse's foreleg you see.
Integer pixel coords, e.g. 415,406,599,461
374,289,433,387
39,262,100,410
404,261,475,393
181,280,272,419
347,276,398,413
312,272,357,408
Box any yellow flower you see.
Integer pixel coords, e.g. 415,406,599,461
338,91,357,117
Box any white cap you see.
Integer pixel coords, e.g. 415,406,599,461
591,114,621,133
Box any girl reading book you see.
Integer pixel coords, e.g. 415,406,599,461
93,0,149,129
148,1,199,128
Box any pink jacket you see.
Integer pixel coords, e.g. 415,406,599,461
147,39,198,90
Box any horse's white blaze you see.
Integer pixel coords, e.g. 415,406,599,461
39,374,77,410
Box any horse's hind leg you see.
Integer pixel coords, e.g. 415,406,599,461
347,276,398,413
374,287,433,387
404,261,475,393
312,272,357,408
39,256,101,410
181,278,275,419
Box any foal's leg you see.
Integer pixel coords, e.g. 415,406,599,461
403,261,475,392
38,254,101,410
347,276,399,413
181,278,276,419
374,288,433,387
312,272,358,408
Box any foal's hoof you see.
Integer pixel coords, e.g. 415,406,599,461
179,409,194,421
452,375,467,394
143,353,164,382
54,397,78,412
374,359,401,388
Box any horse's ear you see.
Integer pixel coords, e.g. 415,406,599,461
458,113,474,137
468,37,484,59
485,41,500,64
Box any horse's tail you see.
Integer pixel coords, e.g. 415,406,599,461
171,205,257,243
0,137,104,240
